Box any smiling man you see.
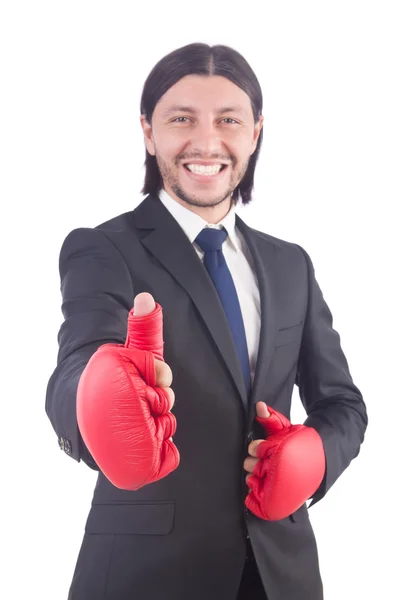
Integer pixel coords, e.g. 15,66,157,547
45,43,367,600
140,74,262,224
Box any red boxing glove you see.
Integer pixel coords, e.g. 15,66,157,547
76,302,180,490
245,407,325,520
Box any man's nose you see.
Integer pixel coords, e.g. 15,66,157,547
189,121,224,155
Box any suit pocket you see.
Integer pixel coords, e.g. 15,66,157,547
275,321,304,348
85,501,176,535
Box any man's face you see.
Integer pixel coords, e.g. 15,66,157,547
141,75,263,210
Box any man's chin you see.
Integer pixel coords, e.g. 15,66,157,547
170,185,234,208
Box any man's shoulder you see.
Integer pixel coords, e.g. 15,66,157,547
238,220,313,276
93,194,157,233
59,202,141,257
241,219,305,256
251,227,296,248
94,209,135,233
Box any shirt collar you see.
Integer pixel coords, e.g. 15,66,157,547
158,188,240,252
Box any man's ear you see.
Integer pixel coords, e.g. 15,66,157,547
251,114,264,155
140,114,156,156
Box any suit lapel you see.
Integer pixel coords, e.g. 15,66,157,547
133,194,279,416
235,216,280,423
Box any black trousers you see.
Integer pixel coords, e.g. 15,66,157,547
236,538,268,600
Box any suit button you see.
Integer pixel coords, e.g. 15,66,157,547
247,430,254,443
64,440,72,455
58,437,64,451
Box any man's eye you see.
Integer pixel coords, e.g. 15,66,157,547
172,117,238,124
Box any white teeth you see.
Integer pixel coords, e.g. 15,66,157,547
186,164,223,175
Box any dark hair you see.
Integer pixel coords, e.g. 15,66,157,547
140,43,263,205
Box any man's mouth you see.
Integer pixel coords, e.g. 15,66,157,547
182,163,228,177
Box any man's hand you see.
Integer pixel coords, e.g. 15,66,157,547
77,292,180,490
243,402,326,521
243,401,270,482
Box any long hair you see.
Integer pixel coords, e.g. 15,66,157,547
140,43,263,205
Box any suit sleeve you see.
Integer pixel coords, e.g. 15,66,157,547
294,244,368,507
45,227,134,468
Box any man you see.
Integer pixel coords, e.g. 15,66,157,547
45,43,367,600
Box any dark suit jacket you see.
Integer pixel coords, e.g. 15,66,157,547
45,193,367,600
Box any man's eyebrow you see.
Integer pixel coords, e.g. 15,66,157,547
162,104,246,116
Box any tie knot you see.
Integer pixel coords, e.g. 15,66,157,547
195,227,228,253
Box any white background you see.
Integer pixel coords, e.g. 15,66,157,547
1,1,396,598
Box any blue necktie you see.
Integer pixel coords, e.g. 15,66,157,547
195,227,251,395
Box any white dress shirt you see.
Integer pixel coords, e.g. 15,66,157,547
158,188,261,386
